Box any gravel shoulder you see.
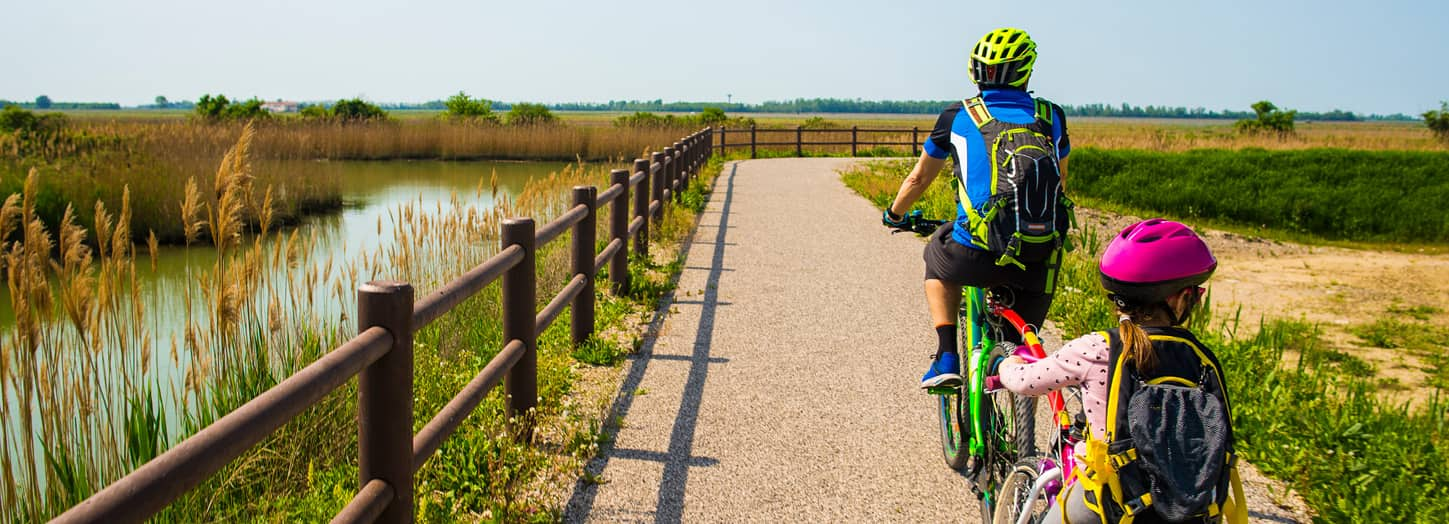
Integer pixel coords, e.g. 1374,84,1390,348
563,158,1312,523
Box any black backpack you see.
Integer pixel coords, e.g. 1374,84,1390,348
1078,327,1243,524
957,96,1074,269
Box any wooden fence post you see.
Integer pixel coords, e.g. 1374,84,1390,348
851,125,858,157
501,218,537,440
633,158,649,260
796,126,802,157
662,146,675,202
750,125,756,159
650,152,665,221
610,169,630,295
673,141,684,195
912,127,919,157
571,186,596,347
356,280,415,523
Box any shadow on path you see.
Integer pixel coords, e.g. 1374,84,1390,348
566,162,738,523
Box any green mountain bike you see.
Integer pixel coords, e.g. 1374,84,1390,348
897,216,1043,523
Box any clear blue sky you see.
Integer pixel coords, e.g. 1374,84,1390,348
3,0,1445,115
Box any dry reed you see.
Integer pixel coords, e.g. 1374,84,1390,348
0,117,636,520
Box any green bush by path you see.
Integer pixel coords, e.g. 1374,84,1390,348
195,94,270,121
1066,147,1449,243
841,160,1449,523
506,103,557,127
1425,102,1449,141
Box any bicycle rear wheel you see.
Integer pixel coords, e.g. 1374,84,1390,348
993,459,1053,524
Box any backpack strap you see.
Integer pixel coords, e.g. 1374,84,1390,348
1034,97,1054,126
963,96,993,128
1224,460,1250,523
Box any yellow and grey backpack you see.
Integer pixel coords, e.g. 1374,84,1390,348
1072,327,1249,524
959,96,1074,270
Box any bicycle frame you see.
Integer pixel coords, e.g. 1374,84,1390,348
958,287,1067,461
961,286,991,458
987,300,1067,436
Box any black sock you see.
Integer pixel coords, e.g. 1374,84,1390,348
935,324,957,359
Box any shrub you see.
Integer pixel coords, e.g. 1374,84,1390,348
801,116,838,129
329,98,388,121
1234,100,1296,136
225,98,269,120
614,108,754,129
613,111,681,129
0,105,66,134
194,94,270,121
443,91,499,123
299,104,329,119
505,102,556,126
1425,101,1449,141
697,107,728,126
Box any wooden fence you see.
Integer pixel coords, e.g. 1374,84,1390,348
715,125,922,158
51,129,716,524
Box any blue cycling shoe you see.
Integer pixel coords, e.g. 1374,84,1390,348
921,352,963,390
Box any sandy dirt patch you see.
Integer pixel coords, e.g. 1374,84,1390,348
1076,208,1449,402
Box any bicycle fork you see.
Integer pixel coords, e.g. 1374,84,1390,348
1012,466,1063,524
962,286,991,476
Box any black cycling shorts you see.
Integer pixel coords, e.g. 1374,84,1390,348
923,223,1057,341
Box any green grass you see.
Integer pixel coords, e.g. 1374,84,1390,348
1350,318,1449,353
1067,147,1449,244
841,160,1449,523
1350,312,1449,393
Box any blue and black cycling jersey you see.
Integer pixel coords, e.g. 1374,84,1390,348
923,88,1071,249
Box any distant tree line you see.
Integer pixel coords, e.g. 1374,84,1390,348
0,95,120,110
540,98,1416,122
0,94,1423,122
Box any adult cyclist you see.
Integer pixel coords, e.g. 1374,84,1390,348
881,27,1072,391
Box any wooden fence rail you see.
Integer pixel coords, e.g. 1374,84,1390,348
715,125,922,158
51,128,716,524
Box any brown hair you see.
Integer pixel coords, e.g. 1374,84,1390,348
1118,313,1157,373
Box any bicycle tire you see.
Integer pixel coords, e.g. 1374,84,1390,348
989,344,1040,458
979,345,1037,524
936,385,969,470
993,459,1052,524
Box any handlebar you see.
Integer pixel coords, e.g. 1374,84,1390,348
886,212,948,236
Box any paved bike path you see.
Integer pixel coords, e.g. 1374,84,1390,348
564,158,1307,523
565,158,977,521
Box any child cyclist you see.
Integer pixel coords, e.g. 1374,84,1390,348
997,219,1247,524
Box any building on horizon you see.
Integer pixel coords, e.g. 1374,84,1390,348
261,100,299,113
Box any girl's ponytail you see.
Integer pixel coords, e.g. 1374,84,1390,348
1118,311,1157,374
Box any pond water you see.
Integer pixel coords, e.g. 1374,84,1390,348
0,159,580,490
0,159,572,324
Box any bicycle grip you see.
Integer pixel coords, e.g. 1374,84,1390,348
984,376,1003,391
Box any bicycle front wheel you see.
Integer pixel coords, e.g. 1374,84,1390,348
933,387,967,468
993,459,1053,524
936,384,968,469
979,346,1038,523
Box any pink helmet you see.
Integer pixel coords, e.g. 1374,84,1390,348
1098,219,1216,304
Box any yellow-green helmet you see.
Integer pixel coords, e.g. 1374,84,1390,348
970,28,1037,89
